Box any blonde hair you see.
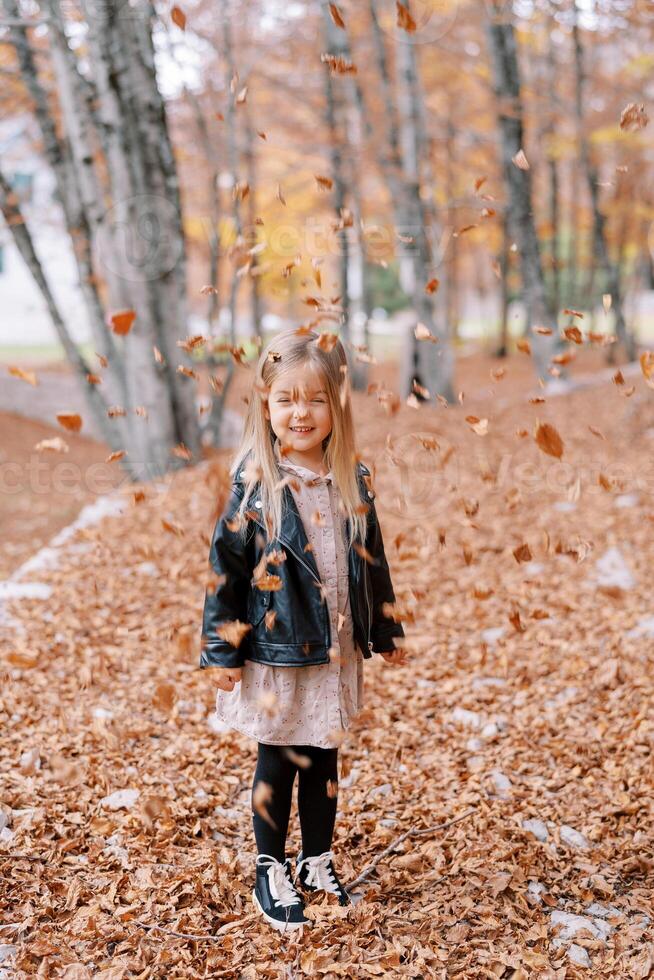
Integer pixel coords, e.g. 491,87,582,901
230,328,369,548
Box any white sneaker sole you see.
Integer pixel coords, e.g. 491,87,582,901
251,889,309,932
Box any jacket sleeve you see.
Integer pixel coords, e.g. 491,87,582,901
200,484,254,670
365,494,406,654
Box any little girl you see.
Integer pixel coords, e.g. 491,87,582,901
200,328,407,933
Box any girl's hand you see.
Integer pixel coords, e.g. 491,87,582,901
379,647,408,666
215,667,242,692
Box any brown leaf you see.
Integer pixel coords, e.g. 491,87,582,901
563,326,583,344
640,351,654,389
513,543,532,563
108,309,136,335
171,4,186,29
56,412,83,433
619,102,648,131
216,619,252,647
487,872,513,897
152,682,176,711
161,517,185,536
329,2,346,28
509,608,526,632
252,779,277,829
534,421,564,458
396,1,416,32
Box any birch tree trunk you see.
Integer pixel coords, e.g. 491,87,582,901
486,4,558,381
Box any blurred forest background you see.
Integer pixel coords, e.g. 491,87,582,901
0,0,652,478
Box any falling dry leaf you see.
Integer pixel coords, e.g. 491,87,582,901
329,2,345,28
512,148,530,170
35,437,69,453
108,309,136,335
56,412,82,433
152,682,176,711
639,352,654,389
415,323,438,343
216,620,252,648
171,4,186,29
619,102,648,131
396,1,416,32
8,366,37,386
534,421,564,459
466,416,489,436
252,780,277,829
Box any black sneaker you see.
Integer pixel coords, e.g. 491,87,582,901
295,849,352,906
252,853,310,932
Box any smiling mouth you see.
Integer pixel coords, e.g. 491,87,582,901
290,426,314,433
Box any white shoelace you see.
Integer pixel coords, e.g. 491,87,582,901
258,855,301,909
299,850,340,892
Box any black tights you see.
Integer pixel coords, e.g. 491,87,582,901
251,741,338,862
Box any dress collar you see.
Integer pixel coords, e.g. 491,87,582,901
273,438,334,485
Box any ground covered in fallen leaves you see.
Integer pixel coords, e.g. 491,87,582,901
1,350,653,978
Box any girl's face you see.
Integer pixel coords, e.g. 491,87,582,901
264,364,333,466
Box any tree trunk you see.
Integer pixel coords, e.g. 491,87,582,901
5,0,201,479
320,0,371,391
203,0,243,446
0,167,136,466
320,0,351,356
486,4,558,382
494,207,511,358
243,99,263,342
370,0,454,401
571,2,636,362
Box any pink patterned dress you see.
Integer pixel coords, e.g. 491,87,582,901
213,443,364,748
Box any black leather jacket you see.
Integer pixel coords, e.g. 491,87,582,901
199,461,405,669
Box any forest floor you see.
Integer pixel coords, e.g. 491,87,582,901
1,345,653,978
